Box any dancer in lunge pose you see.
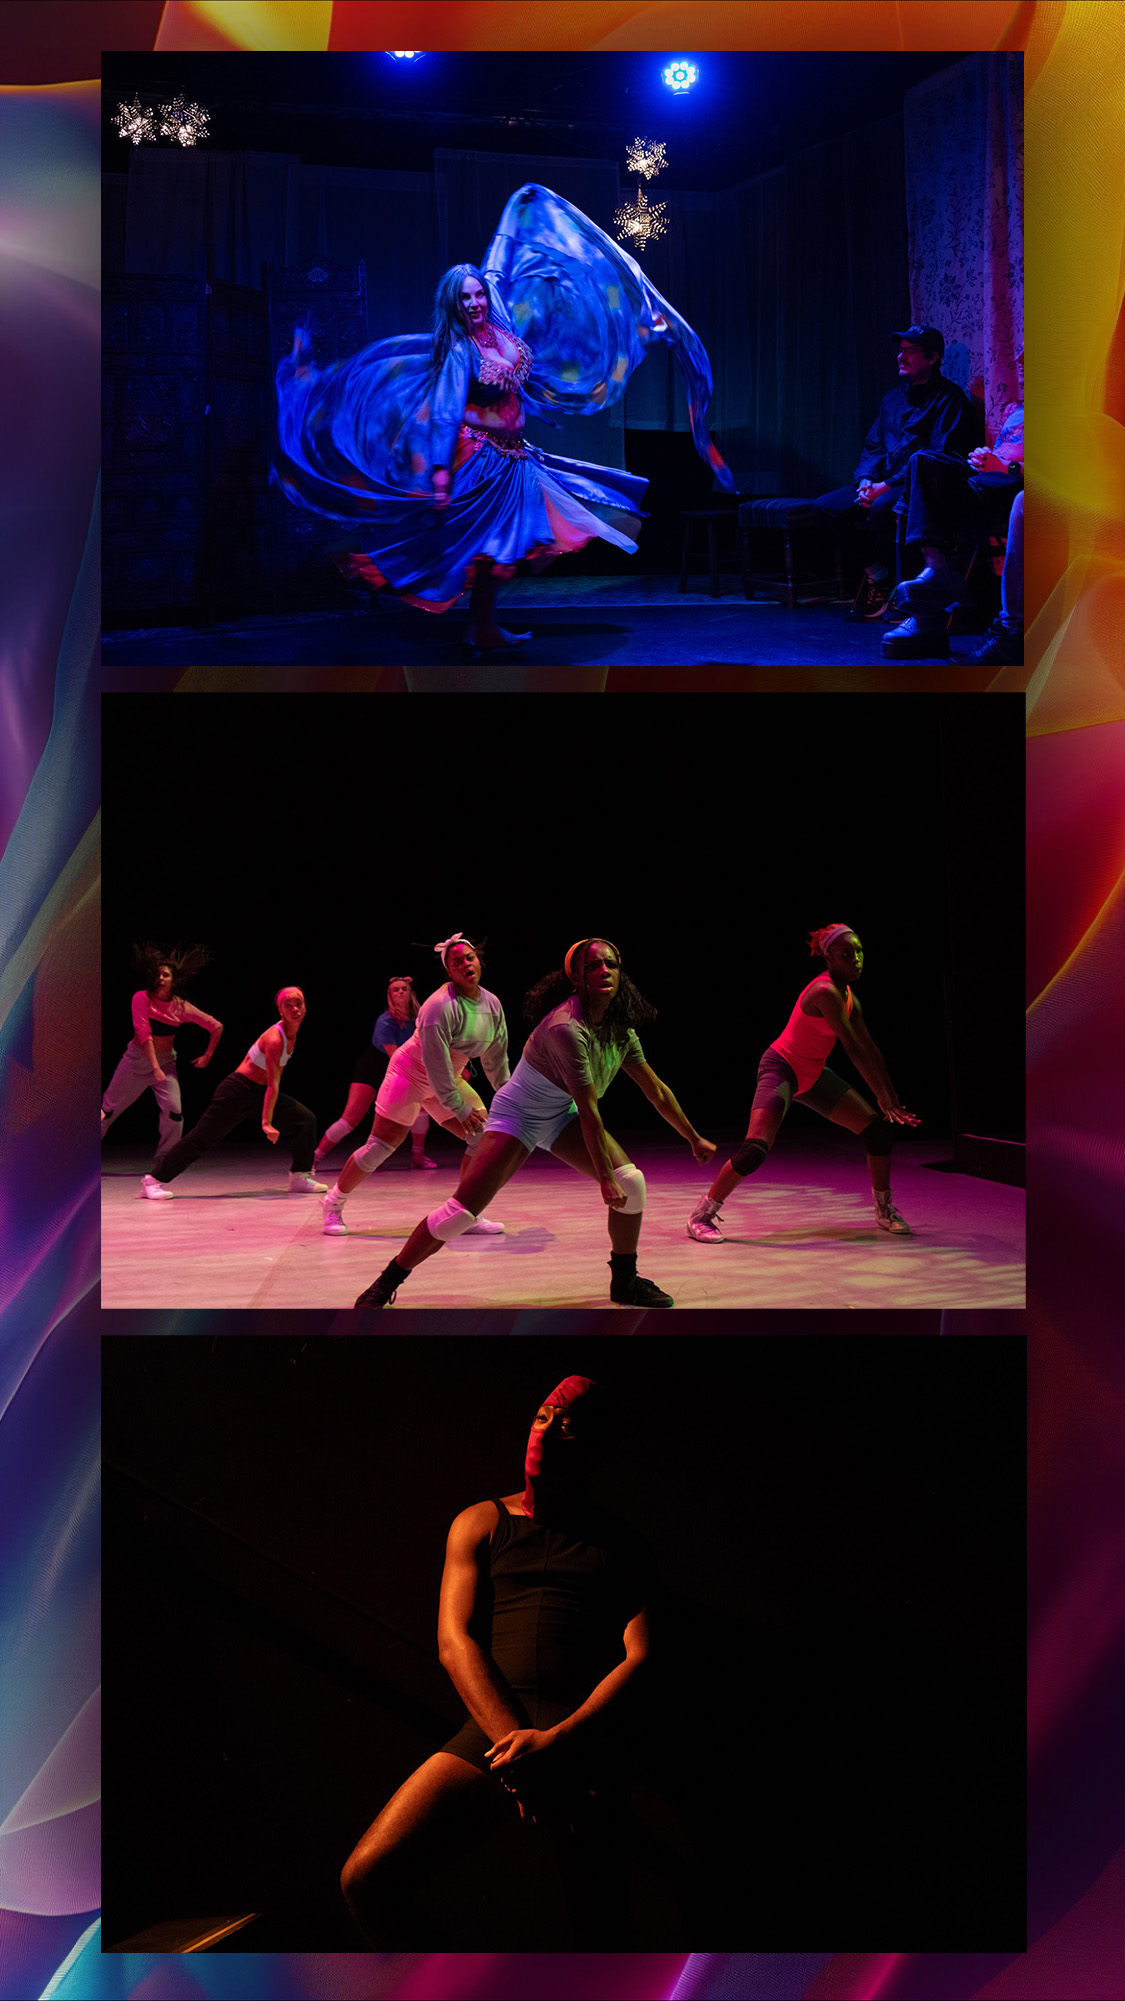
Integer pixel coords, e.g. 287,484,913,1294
139,987,326,1198
314,975,436,1172
352,937,716,1310
101,943,223,1166
687,925,919,1243
274,182,730,659
322,936,508,1236
340,1375,648,1948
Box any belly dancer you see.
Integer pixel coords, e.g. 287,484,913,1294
340,1375,649,1949
273,182,731,658
688,924,919,1242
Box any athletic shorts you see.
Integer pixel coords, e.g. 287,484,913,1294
351,1041,386,1089
376,1044,485,1129
486,1057,579,1154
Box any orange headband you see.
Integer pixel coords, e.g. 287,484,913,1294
564,938,620,982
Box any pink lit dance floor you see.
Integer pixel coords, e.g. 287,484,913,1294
101,1133,1024,1314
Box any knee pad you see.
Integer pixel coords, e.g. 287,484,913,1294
862,1114,895,1156
353,1135,397,1175
427,1195,479,1241
613,1162,646,1214
730,1136,769,1177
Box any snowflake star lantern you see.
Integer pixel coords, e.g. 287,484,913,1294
113,94,157,145
157,95,211,147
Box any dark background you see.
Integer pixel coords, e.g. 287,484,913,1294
102,1334,1026,1951
101,50,961,188
101,692,1026,1155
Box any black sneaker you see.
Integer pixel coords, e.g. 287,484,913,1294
608,1265,674,1307
846,572,892,621
354,1267,401,1309
963,617,1023,666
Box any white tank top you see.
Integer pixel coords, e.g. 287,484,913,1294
245,1022,292,1072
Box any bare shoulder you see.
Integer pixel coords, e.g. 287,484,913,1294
446,1498,501,1549
259,1020,283,1050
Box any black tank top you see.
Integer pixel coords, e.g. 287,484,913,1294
483,1501,645,1722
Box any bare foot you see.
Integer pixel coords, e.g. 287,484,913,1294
465,625,532,651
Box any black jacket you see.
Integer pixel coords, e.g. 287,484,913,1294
854,374,981,484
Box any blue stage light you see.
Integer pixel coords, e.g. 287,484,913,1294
386,51,425,62
662,59,699,94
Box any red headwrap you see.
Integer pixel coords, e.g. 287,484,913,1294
523,1375,598,1517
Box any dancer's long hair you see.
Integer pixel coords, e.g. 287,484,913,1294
132,940,212,996
430,264,504,370
523,941,657,1053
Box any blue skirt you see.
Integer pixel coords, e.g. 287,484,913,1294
331,431,646,614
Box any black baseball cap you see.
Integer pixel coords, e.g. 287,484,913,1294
893,325,945,358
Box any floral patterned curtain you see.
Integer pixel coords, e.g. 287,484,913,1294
904,54,1023,443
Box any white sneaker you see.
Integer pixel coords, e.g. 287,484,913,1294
465,1216,505,1234
142,1174,174,1199
687,1201,723,1242
290,1171,327,1193
874,1192,912,1235
322,1196,348,1235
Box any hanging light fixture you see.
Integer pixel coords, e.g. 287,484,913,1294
112,94,158,145
157,94,211,147
625,136,667,180
615,137,670,253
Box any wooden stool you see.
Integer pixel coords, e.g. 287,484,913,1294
679,509,739,597
737,497,845,609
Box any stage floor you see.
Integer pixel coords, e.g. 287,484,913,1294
101,1136,1024,1314
100,577,1016,690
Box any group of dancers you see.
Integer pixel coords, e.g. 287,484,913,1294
103,925,919,1310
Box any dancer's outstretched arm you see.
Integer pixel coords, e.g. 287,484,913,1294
258,1027,285,1141
572,1082,629,1208
621,1059,717,1164
815,988,919,1123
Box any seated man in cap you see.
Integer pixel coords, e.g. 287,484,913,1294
883,345,1023,658
812,327,981,620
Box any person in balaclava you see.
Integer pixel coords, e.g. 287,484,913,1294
340,1375,651,1949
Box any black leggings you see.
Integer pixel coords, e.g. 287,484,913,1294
153,1072,316,1181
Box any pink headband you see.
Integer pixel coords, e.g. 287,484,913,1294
564,938,620,982
818,924,855,955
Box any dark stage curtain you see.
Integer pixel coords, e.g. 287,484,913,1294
103,121,910,498
621,110,911,495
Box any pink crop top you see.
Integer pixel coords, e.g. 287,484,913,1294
769,979,853,1094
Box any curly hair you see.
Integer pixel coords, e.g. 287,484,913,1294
523,939,657,1052
132,940,213,995
430,264,507,370
807,924,857,960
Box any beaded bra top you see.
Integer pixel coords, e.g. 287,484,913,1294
470,329,533,392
